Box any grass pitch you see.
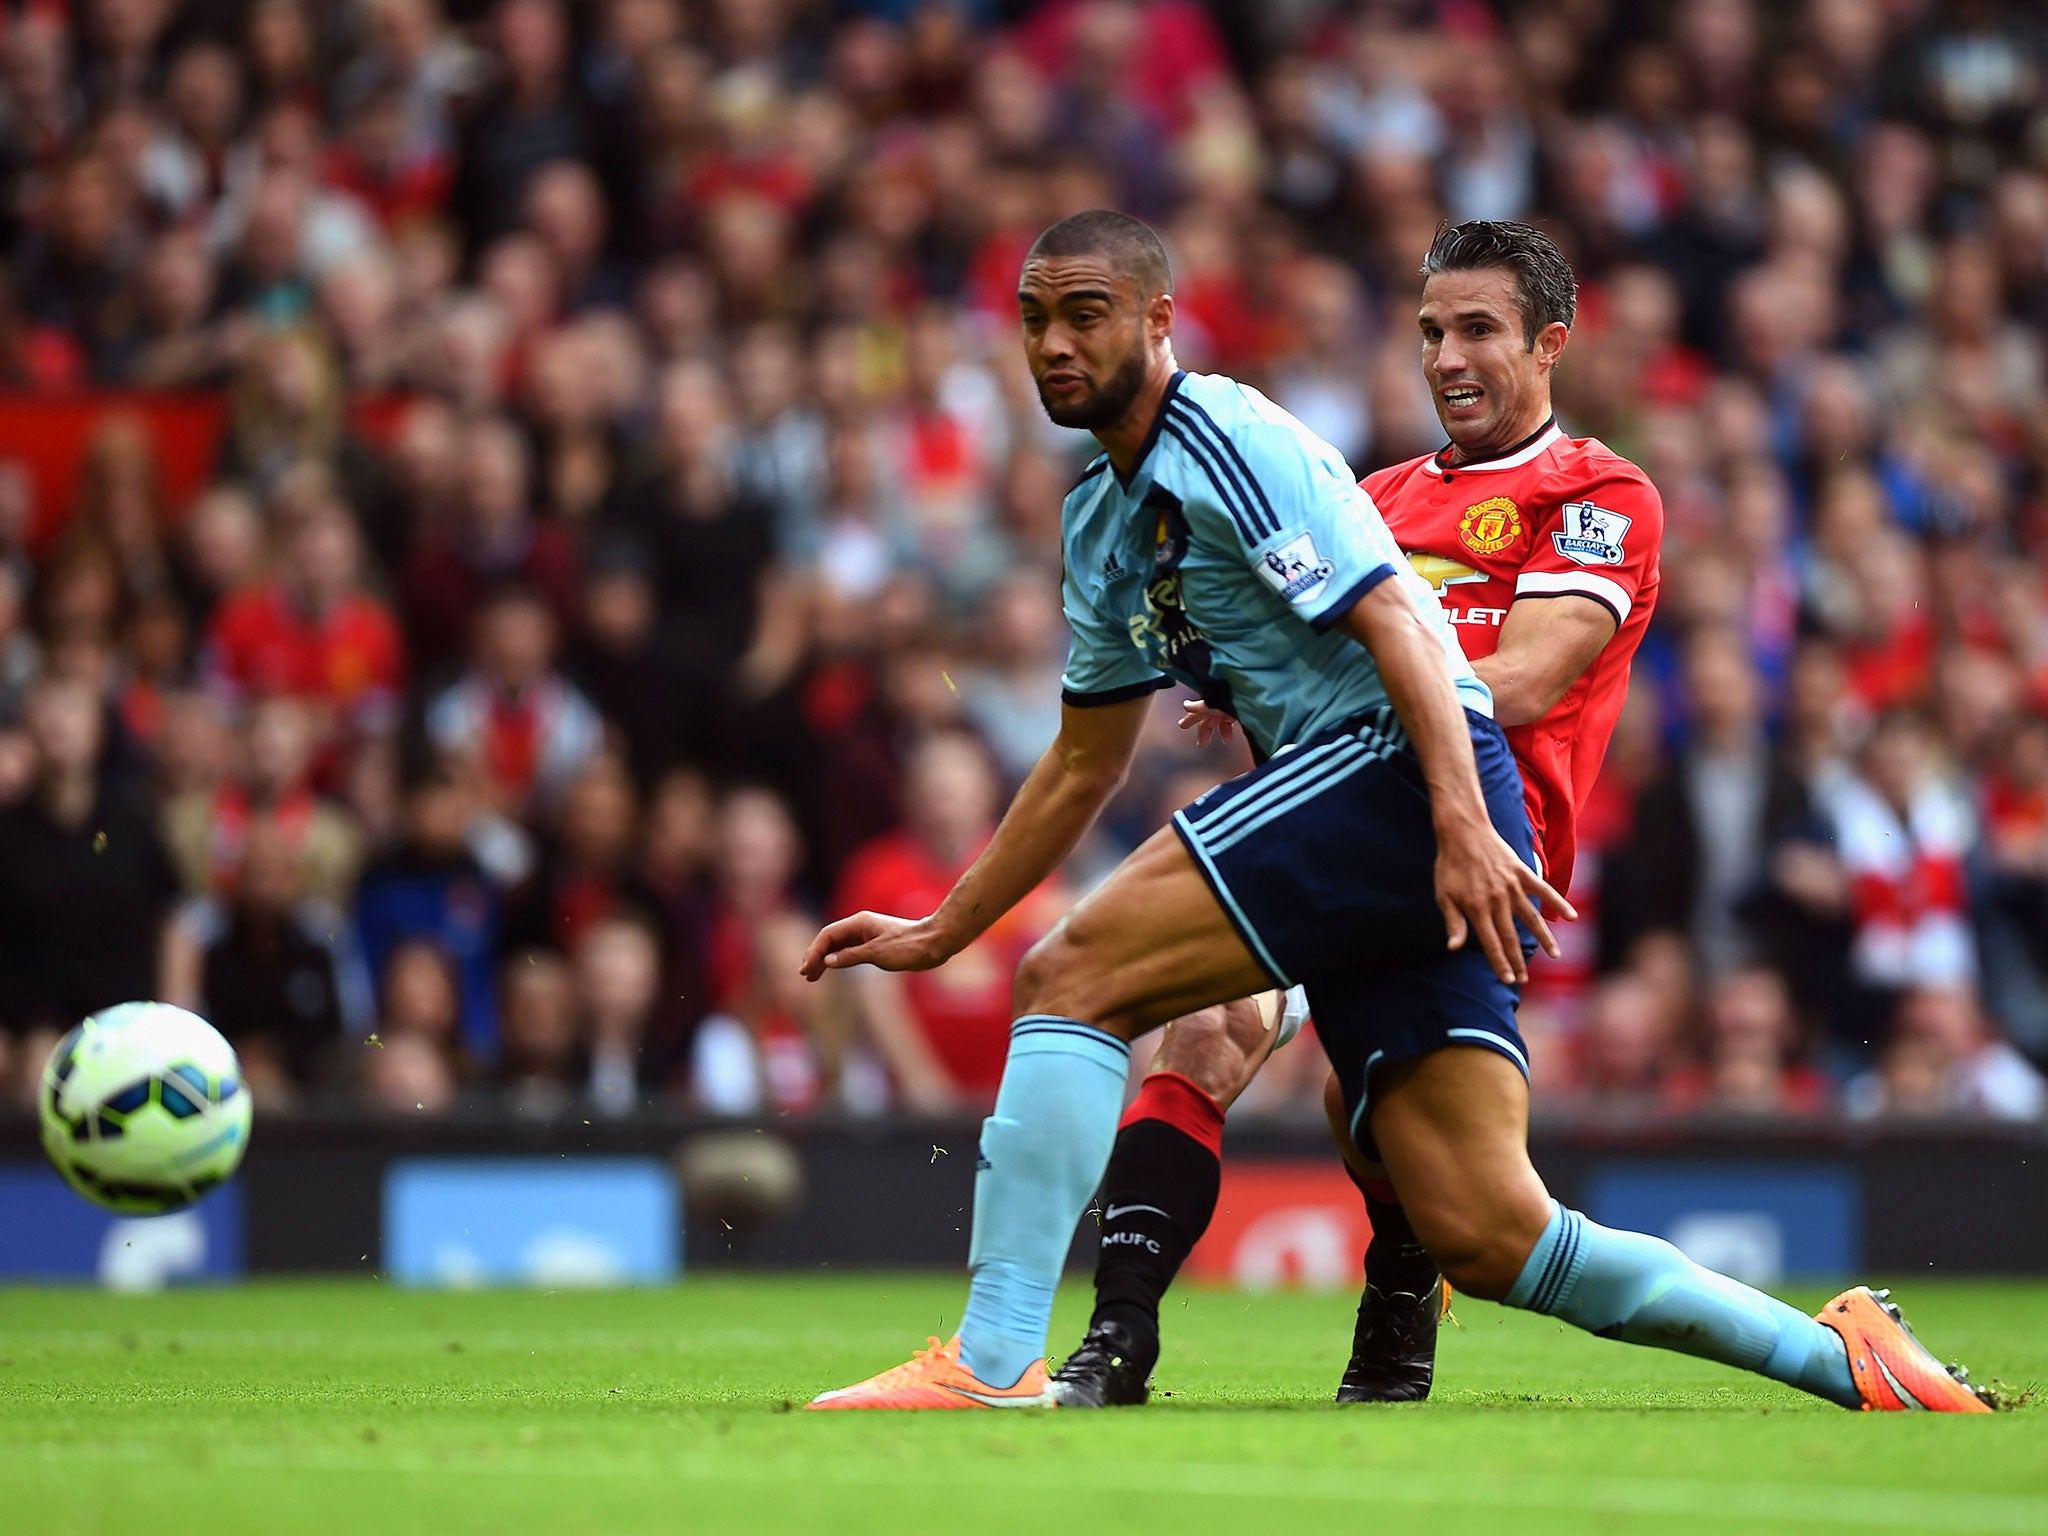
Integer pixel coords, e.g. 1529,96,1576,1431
1,1277,2043,1536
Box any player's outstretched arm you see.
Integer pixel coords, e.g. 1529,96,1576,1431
799,693,1151,980
1336,582,1574,985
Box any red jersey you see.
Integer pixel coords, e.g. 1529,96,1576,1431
205,585,406,728
1363,420,1663,892
834,832,1063,1101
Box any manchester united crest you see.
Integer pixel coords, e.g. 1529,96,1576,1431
1459,496,1522,556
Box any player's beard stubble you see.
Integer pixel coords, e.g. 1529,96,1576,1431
1035,343,1151,431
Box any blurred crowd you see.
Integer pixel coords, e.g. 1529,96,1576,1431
0,0,2045,1125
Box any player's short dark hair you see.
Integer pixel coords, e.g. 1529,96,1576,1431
1025,210,1174,298
1421,221,1577,345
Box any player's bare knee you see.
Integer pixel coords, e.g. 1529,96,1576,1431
1013,925,1135,1034
1399,1203,1484,1294
1392,1197,1501,1299
1406,1189,1552,1300
1412,1213,1526,1299
1012,928,1078,1018
1432,1239,1532,1302
1154,1003,1259,1103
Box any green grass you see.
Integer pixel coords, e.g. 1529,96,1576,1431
0,1278,2043,1536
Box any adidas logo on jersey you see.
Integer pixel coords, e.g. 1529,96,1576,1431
1102,552,1131,580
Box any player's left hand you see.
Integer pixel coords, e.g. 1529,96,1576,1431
1432,818,1574,986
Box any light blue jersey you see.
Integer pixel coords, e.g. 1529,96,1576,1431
1059,371,1490,757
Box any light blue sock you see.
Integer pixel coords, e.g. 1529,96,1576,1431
1505,1202,1861,1408
958,1016,1130,1388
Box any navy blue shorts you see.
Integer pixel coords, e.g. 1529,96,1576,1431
1171,706,1536,1136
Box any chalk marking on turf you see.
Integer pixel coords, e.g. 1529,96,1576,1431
22,1442,2048,1533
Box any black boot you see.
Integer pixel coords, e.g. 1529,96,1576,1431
1335,1280,1445,1403
1049,1316,1159,1407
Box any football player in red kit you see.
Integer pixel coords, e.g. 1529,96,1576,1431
1054,221,1666,1407
1373,413,1659,898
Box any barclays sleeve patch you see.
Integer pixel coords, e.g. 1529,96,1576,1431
1552,501,1631,566
1256,532,1336,606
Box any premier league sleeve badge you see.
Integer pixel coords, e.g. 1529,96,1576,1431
1552,501,1632,566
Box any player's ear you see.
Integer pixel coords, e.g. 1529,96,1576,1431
1145,290,1174,345
1535,319,1570,372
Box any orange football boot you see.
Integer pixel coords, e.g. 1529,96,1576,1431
1815,1286,1996,1412
807,1336,1057,1410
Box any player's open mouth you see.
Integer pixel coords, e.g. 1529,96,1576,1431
1441,385,1484,413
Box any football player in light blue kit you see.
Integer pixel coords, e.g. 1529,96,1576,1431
799,211,1991,1412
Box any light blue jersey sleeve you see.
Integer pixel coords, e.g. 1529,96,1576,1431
1160,387,1402,634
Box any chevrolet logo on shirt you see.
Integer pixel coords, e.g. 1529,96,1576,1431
1407,552,1489,594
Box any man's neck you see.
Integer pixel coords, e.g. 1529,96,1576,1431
1096,355,1180,479
1443,404,1553,466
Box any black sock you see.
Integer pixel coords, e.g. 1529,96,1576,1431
1360,1187,1439,1301
1088,1117,1222,1339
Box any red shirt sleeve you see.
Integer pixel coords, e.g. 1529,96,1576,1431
1512,461,1664,629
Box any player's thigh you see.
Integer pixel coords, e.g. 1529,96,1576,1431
1015,825,1275,1040
1151,991,1283,1107
1363,1046,1554,1300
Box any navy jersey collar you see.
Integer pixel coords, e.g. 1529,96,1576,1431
1112,369,1187,490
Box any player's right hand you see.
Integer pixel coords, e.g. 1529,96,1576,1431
799,911,951,980
1432,818,1574,987
1178,698,1238,747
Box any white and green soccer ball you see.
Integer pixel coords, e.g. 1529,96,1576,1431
39,1002,253,1214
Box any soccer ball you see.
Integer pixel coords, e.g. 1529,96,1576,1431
38,1002,253,1215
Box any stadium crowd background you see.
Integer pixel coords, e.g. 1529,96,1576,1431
0,0,2044,1127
